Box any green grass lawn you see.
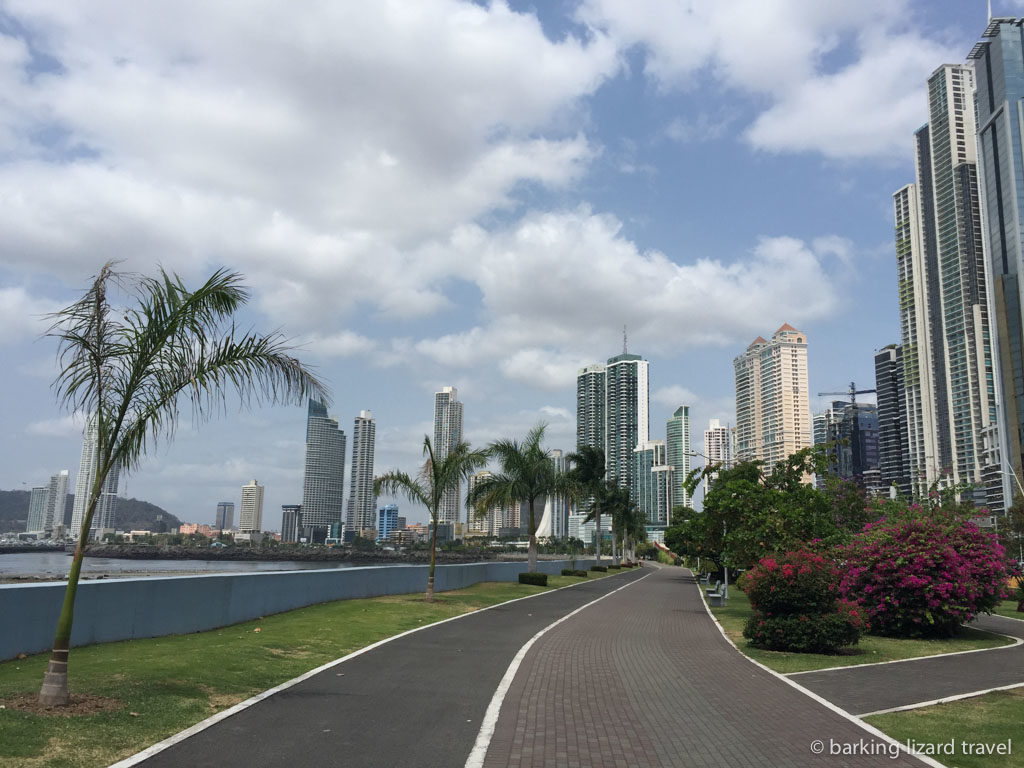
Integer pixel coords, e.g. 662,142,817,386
865,689,1024,768
993,599,1024,621
0,571,607,768
708,586,1014,675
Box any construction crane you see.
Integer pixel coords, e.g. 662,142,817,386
817,381,876,405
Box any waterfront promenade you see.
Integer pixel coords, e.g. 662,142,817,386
120,566,941,768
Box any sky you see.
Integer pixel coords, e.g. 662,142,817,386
0,0,1012,530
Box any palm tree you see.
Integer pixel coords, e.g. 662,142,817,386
40,263,327,706
565,445,606,563
469,423,571,573
375,436,488,601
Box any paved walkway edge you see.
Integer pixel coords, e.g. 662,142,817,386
106,577,619,768
464,571,652,768
691,570,946,768
787,631,1021,677
858,681,1024,718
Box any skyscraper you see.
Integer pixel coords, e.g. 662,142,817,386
70,416,120,539
239,480,264,532
215,501,234,531
733,325,811,468
604,352,650,492
433,387,464,525
875,345,912,498
537,449,570,539
302,399,346,542
665,405,691,509
633,440,673,529
704,419,731,481
26,471,68,535
971,17,1024,506
893,57,1002,510
575,364,606,451
346,410,377,536
26,486,48,532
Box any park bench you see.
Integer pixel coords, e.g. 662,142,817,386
706,580,727,607
699,573,710,585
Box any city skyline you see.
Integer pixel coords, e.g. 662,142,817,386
0,2,1004,529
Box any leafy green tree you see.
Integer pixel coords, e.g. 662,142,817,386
665,448,848,574
40,263,327,706
565,445,606,562
469,424,573,573
375,436,488,600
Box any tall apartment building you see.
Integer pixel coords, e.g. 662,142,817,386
577,350,650,495
704,419,732,481
892,59,1002,509
433,387,464,525
633,440,674,529
666,406,691,509
537,449,570,539
468,470,501,536
70,416,120,539
576,364,606,450
875,346,912,497
346,410,377,536
239,480,264,532
302,399,346,542
26,470,68,535
971,17,1024,505
733,325,811,468
215,501,234,531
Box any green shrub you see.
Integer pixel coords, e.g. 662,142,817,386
561,568,576,576
608,564,621,570
519,572,548,586
574,570,588,577
740,549,866,653
590,565,608,572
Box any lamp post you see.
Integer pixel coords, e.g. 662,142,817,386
1001,466,1024,563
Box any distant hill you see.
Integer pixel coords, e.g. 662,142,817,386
0,490,181,533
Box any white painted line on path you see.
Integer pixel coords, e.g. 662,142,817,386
857,681,1024,718
463,570,652,768
107,570,634,768
692,571,946,768
786,631,1022,676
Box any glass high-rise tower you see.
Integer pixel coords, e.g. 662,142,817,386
346,410,377,536
971,17,1024,506
666,405,691,509
302,399,346,540
70,416,120,540
433,387,464,525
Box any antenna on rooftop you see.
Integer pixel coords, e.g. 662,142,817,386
989,0,993,22
623,325,628,355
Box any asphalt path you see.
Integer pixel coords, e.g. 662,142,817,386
790,612,1024,716
131,568,648,768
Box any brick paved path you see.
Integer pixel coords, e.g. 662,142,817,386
481,566,928,768
792,612,1024,716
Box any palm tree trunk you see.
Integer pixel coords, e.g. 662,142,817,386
527,499,537,573
594,510,601,563
426,516,438,602
611,527,618,563
40,488,100,705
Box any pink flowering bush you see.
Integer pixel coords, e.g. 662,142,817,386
740,549,866,653
839,508,1010,638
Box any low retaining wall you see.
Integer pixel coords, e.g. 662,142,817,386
0,558,598,661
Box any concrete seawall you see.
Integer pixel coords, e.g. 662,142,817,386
0,558,598,660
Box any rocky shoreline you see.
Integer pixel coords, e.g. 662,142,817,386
80,544,502,564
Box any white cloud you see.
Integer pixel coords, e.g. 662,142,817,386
401,207,844,387
652,385,700,408
578,0,955,159
25,412,86,437
0,0,619,318
0,286,57,345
